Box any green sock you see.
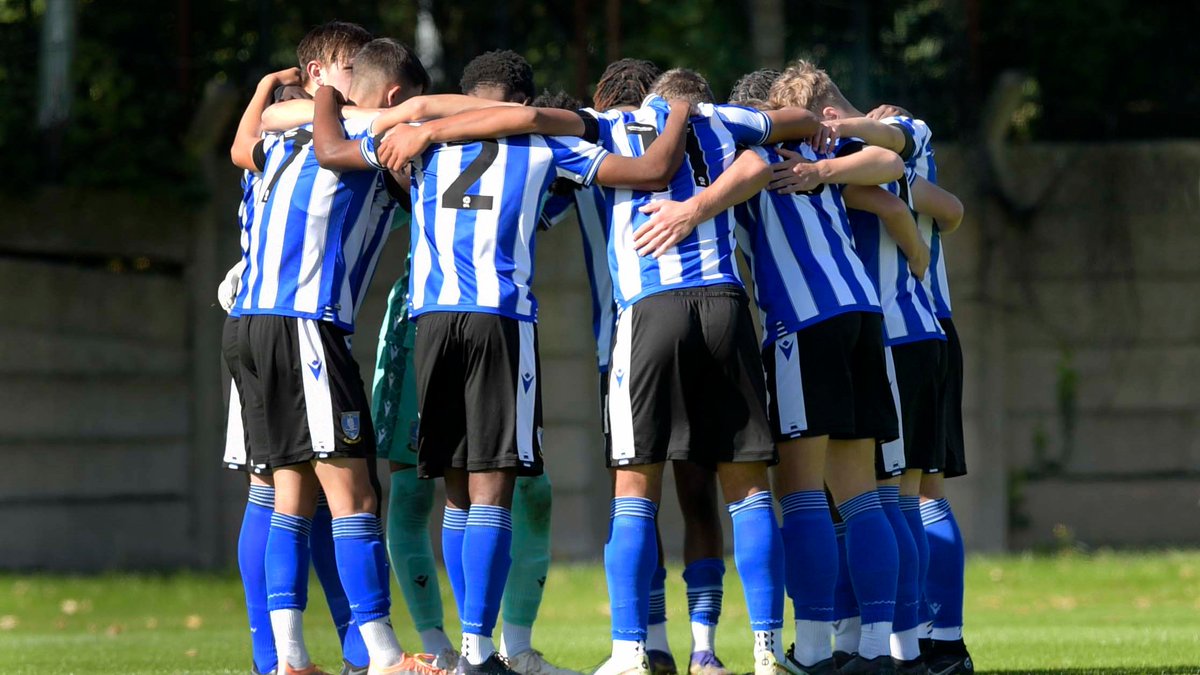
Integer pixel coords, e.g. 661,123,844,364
386,468,444,632
501,473,553,629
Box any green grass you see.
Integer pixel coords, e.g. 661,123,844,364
1,551,1198,674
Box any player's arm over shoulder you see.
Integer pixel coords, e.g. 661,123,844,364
590,99,690,190
311,85,376,172
910,175,963,233
231,67,301,172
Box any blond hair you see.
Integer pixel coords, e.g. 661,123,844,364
768,59,848,114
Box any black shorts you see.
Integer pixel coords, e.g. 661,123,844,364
877,338,948,479
762,312,899,443
413,312,544,478
939,317,967,478
599,370,614,462
221,315,251,472
236,314,376,472
605,285,776,469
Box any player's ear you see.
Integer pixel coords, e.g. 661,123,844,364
305,61,324,87
385,85,403,107
821,105,840,121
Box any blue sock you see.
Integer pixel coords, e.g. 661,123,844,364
901,496,929,632
780,491,837,622
461,505,513,637
650,566,669,626
682,558,725,627
239,485,277,674
266,512,312,614
331,514,391,625
728,491,784,633
312,501,369,668
922,498,965,633
605,497,658,642
442,506,468,619
831,523,859,621
878,487,918,633
837,491,897,626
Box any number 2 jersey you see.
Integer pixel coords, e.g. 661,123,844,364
581,95,773,310
235,118,398,332
405,133,609,322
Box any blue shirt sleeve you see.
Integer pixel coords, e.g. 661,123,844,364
545,135,610,187
715,104,772,146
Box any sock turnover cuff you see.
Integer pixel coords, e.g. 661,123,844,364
876,485,900,504
899,495,922,511
466,504,513,531
270,512,312,536
727,490,773,517
920,497,952,526
443,506,469,530
247,484,275,508
780,490,829,515
331,513,380,539
836,491,882,522
612,496,658,520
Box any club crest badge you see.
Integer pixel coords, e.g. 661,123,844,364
341,412,362,444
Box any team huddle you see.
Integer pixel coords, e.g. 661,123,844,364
218,19,971,675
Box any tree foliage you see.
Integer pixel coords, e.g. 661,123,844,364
0,0,1194,193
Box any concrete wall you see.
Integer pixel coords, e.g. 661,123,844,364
933,141,1200,551
2,140,1198,570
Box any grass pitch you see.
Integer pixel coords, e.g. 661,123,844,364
1,551,1198,674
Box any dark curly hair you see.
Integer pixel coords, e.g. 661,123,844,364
592,58,660,111
531,88,582,111
729,69,781,109
459,49,535,103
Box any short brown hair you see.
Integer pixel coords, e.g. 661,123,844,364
352,38,430,95
769,59,847,113
649,68,714,105
296,21,372,83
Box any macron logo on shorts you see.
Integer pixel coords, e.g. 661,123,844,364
308,358,322,380
779,338,795,361
615,368,626,387
522,372,535,393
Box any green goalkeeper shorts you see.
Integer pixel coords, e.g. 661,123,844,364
371,275,419,466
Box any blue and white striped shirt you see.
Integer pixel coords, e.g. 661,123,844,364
840,138,945,346
886,115,952,318
229,167,262,319
235,119,397,332
541,186,616,372
407,133,609,322
584,95,772,309
734,142,881,347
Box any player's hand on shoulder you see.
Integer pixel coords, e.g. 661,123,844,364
377,124,432,173
866,103,911,120
768,147,821,194
634,199,700,259
315,84,345,106
808,121,839,154
264,67,301,89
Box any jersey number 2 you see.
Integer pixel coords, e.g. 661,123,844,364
441,140,498,210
